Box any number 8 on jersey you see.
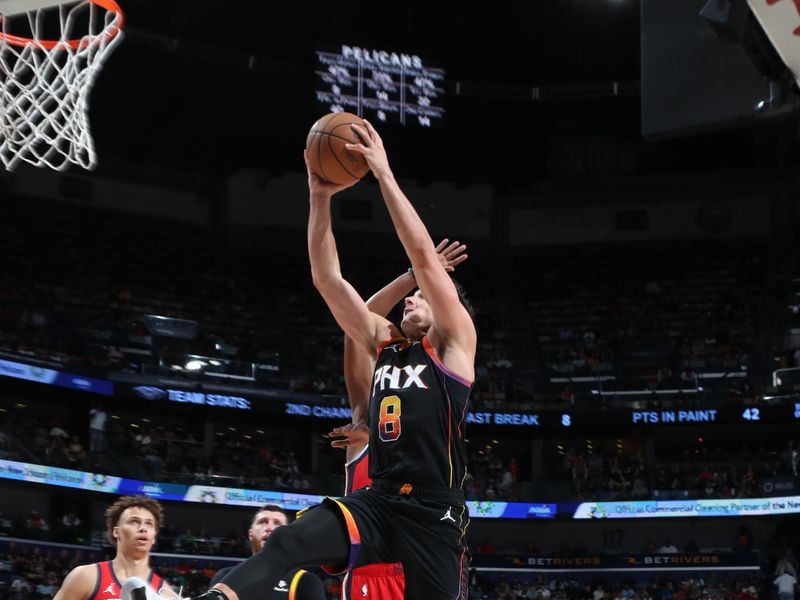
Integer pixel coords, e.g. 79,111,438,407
379,395,402,442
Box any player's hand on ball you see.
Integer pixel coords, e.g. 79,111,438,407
304,150,357,198
328,423,370,449
345,120,391,179
435,239,468,272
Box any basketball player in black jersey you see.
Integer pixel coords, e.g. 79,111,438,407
329,237,467,462
190,119,476,600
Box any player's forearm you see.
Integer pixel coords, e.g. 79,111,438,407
365,270,416,317
307,195,342,289
343,336,372,422
374,171,438,268
351,401,368,427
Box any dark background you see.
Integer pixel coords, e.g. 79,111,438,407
34,0,786,187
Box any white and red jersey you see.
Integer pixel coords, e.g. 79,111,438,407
90,561,164,600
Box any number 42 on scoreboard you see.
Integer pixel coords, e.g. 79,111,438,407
742,408,760,421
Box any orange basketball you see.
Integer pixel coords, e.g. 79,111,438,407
305,112,370,185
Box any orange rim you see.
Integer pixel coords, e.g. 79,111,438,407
0,0,124,50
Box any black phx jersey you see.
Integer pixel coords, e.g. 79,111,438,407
369,336,471,490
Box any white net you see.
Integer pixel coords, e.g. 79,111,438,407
0,0,123,171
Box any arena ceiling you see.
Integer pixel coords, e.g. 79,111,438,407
83,0,794,186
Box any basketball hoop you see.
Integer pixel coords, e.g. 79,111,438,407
0,0,124,171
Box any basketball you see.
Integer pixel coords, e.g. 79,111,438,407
305,112,370,185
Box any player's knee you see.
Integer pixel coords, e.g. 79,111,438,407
261,524,300,559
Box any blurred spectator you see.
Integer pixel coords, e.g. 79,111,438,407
59,513,82,544
659,540,678,554
34,574,56,599
10,577,29,600
0,513,12,536
775,570,797,600
88,406,106,453
24,513,47,540
48,426,67,440
64,438,86,467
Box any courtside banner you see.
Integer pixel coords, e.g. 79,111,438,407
0,459,95,490
471,553,760,572
468,501,557,519
2,458,798,520
0,458,553,518
184,485,325,511
574,497,800,518
0,358,113,395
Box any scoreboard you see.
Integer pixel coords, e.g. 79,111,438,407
314,44,445,127
464,403,800,429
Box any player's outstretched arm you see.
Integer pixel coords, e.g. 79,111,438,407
53,565,95,600
305,151,398,355
365,238,467,316
342,334,372,428
346,123,476,381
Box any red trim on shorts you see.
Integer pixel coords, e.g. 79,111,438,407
350,563,404,578
457,548,467,600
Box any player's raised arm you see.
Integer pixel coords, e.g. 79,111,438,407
364,238,467,316
305,151,398,355
346,122,476,381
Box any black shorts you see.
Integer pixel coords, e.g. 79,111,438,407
321,480,470,600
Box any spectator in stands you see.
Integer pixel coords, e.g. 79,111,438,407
775,569,797,600
736,526,753,552
0,513,12,536
608,463,629,494
35,574,57,599
498,468,514,496
48,425,68,441
593,585,605,600
59,514,82,544
25,512,48,540
88,407,106,454
777,550,799,579
658,540,678,554
631,475,649,499
64,439,85,467
10,577,29,600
